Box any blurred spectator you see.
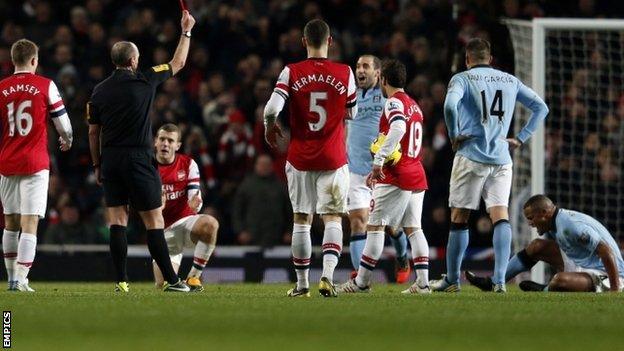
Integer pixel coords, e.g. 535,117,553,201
43,203,102,244
232,154,291,247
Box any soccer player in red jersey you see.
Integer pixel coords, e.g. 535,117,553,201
337,59,431,295
0,39,73,292
264,19,357,297
152,124,218,292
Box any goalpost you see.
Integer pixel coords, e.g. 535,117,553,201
505,18,624,283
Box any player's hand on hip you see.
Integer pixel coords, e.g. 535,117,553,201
264,122,284,148
181,10,196,31
506,138,522,151
451,135,471,152
59,136,71,151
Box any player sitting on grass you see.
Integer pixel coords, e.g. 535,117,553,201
466,194,624,292
152,123,218,292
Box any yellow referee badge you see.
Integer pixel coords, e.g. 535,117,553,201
152,64,170,72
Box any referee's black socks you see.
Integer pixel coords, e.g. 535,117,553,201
147,229,179,284
109,225,128,282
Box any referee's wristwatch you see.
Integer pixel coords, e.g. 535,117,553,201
182,31,191,38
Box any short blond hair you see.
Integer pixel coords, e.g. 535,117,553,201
11,39,38,66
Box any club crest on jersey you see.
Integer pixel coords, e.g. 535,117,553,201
373,95,381,103
177,170,186,181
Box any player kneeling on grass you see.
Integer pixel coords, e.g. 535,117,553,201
337,59,430,295
466,194,624,293
152,124,218,292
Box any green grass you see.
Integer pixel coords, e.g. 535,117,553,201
2,283,624,350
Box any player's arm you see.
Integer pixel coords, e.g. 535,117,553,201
264,67,290,148
595,241,620,292
187,159,202,213
86,101,102,183
514,82,549,144
48,81,73,150
443,75,470,151
345,67,357,119
573,223,620,292
168,10,195,76
372,99,406,177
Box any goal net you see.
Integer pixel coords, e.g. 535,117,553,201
505,19,624,282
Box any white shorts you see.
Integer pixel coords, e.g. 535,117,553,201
448,155,512,210
285,162,349,214
561,250,624,292
165,215,201,266
347,172,372,211
0,170,49,218
368,184,424,228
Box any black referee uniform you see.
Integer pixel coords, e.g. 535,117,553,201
87,63,183,288
87,64,171,210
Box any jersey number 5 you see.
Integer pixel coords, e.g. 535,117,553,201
308,92,327,131
6,100,33,137
480,89,504,123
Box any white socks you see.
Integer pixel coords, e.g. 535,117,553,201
292,223,311,290
2,229,19,282
188,241,216,279
355,231,384,288
15,233,37,284
321,221,342,283
408,229,429,286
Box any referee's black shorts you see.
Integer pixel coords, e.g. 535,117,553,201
101,147,162,211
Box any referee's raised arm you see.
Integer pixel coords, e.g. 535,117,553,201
169,10,196,76
86,9,196,293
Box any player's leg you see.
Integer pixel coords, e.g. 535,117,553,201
106,206,129,291
153,221,186,289
546,272,594,292
386,226,410,283
285,162,314,297
340,185,410,293
0,175,20,289
432,156,484,292
187,215,219,288
13,170,49,292
348,208,367,272
102,152,132,291
347,172,371,273
401,191,430,294
466,239,564,291
153,257,181,289
316,165,349,297
483,163,513,292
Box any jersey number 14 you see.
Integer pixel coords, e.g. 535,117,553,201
480,90,504,123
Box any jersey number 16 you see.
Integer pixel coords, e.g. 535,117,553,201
6,100,33,137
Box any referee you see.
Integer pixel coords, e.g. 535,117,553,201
87,10,195,292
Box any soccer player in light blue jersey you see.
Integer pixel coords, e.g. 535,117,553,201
346,55,410,283
467,195,624,292
430,38,549,293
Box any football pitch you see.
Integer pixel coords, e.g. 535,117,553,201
2,283,623,350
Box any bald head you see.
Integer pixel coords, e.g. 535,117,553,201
523,194,556,234
523,194,555,212
111,41,139,68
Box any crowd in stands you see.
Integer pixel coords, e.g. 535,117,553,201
0,0,623,247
